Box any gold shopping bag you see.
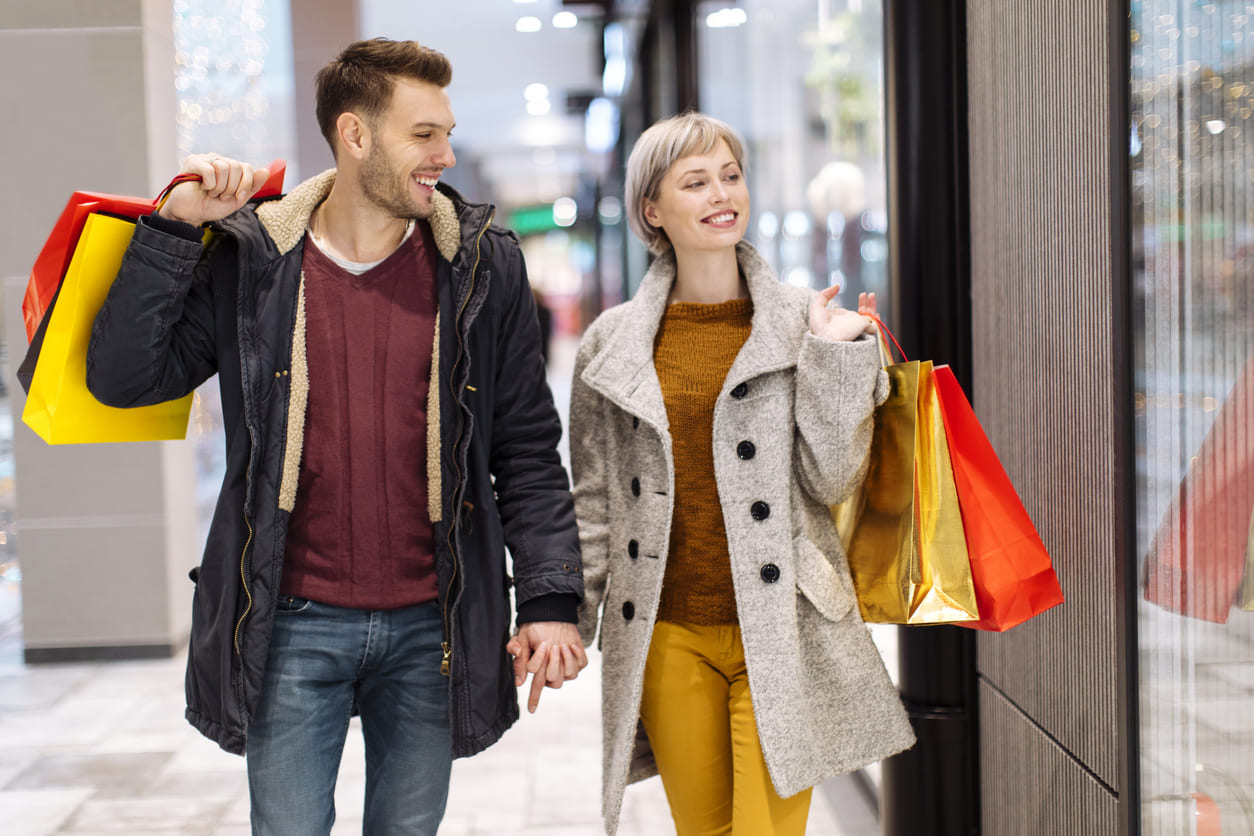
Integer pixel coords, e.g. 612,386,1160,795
22,212,194,443
833,325,978,624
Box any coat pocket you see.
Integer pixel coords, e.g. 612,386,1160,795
793,534,856,622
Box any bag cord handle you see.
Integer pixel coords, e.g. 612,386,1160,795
868,313,909,365
155,173,201,210
153,159,286,211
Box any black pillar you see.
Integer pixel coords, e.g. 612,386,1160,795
881,1,978,835
673,0,699,112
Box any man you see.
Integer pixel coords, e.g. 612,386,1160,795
87,38,586,835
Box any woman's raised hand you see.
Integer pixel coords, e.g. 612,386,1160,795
808,285,876,342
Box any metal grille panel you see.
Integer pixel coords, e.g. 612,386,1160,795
966,0,1123,803
981,681,1120,835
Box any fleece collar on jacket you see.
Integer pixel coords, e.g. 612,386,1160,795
579,240,809,434
254,168,463,262
252,169,456,523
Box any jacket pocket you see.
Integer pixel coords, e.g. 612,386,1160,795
793,534,856,622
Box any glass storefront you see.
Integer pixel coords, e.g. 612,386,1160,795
173,0,298,543
1132,1,1254,832
696,0,889,313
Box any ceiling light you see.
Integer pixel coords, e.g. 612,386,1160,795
602,23,628,96
516,16,541,32
527,98,552,116
705,8,747,28
553,11,578,28
585,97,619,153
598,196,623,225
783,210,812,239
525,83,549,101
553,197,578,227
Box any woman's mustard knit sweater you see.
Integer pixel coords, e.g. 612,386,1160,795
653,296,753,625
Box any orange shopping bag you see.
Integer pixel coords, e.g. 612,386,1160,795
931,364,1065,631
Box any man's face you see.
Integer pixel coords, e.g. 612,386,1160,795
359,78,457,220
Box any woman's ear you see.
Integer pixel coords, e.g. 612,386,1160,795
642,199,662,228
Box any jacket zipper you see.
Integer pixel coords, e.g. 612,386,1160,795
233,431,258,655
441,208,496,677
232,516,255,655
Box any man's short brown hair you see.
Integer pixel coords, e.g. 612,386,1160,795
315,38,453,157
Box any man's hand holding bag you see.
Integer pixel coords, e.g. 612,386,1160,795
19,159,285,444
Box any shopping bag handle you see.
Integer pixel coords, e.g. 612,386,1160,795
154,158,287,210
868,313,909,365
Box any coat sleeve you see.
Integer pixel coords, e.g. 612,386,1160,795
792,330,889,505
486,237,584,609
86,213,220,407
569,331,610,647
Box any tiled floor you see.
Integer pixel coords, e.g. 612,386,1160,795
0,625,879,835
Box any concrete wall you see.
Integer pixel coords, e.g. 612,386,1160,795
0,0,199,661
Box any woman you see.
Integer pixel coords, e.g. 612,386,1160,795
570,112,915,836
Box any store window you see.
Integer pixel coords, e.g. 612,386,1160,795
173,0,297,542
1132,1,1254,832
697,0,888,312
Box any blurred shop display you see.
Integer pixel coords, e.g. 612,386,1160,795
1132,0,1254,832
173,0,298,536
697,0,888,311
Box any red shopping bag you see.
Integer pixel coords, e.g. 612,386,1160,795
931,364,1065,631
1142,355,1254,623
22,160,286,341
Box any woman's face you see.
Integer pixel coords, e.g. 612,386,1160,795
643,138,749,257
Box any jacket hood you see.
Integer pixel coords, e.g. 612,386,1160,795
254,168,463,262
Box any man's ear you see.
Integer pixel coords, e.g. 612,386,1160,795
336,112,370,160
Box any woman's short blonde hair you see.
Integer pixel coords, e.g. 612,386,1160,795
625,112,747,255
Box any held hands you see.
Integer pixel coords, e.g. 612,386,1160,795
159,154,272,226
505,622,589,713
808,286,878,342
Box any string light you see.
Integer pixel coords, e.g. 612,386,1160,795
173,0,273,161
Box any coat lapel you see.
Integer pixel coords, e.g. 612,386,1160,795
723,241,807,388
581,241,807,430
579,258,673,433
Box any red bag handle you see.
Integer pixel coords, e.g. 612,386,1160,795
154,158,286,210
868,313,909,364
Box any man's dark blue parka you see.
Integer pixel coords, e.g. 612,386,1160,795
87,170,584,757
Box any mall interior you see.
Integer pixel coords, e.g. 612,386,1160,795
0,0,1251,834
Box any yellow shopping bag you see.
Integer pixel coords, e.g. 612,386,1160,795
21,212,193,443
832,321,978,624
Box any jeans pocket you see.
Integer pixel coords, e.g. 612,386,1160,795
275,594,314,614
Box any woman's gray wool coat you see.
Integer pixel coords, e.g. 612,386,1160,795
570,241,916,835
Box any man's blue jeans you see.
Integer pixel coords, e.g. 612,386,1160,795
246,596,452,835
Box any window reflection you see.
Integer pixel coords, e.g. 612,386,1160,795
697,0,888,313
1133,1,1254,832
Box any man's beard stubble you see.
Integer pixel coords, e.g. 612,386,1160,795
359,144,431,221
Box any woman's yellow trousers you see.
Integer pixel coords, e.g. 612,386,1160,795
639,621,813,836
